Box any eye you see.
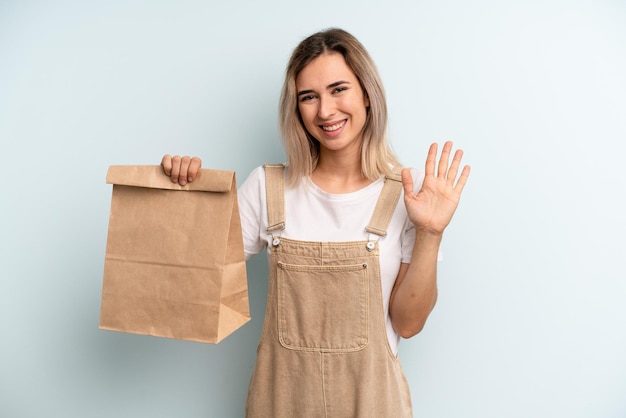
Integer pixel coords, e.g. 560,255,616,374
299,94,317,102
332,86,348,94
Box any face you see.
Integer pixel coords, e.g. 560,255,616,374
296,52,370,156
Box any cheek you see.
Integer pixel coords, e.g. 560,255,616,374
297,107,316,136
348,97,369,120
298,105,317,126
342,94,367,112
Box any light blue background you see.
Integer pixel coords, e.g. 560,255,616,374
1,0,625,417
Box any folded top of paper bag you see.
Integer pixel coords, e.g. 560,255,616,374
106,165,233,192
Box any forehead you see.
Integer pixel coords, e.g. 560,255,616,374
295,52,359,88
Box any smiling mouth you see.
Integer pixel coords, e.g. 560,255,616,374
321,120,346,132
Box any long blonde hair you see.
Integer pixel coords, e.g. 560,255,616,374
279,28,399,186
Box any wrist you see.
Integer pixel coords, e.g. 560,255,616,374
411,228,443,256
414,226,444,240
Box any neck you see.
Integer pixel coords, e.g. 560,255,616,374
312,150,372,194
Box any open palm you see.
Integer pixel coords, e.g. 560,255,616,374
402,141,471,234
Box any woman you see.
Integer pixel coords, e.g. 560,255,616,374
162,28,469,418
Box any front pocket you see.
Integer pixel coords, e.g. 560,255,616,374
277,262,369,352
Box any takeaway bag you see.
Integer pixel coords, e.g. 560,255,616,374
99,165,250,343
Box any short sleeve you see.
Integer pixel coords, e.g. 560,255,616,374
237,166,268,261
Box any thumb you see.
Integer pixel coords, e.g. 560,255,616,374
401,168,414,197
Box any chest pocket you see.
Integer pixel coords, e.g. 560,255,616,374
277,261,369,352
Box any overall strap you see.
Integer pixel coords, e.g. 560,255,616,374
263,163,286,233
365,166,404,237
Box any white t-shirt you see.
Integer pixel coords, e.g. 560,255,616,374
237,165,425,355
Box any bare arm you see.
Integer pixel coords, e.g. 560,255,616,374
389,232,441,338
389,142,470,338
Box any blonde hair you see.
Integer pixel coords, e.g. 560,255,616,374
279,28,400,186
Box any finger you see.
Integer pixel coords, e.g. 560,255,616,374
454,165,471,193
178,156,193,186
401,168,415,198
170,155,182,183
187,157,202,182
161,154,173,176
446,149,464,185
437,141,452,178
424,143,438,178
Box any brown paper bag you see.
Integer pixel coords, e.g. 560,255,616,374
99,165,250,343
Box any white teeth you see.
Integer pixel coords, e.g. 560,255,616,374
322,121,345,132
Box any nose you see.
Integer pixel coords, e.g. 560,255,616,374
317,94,336,119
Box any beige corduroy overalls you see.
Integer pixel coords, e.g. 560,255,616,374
245,164,412,418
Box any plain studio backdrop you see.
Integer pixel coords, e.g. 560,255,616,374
1,0,624,417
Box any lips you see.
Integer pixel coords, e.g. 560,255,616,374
320,120,346,136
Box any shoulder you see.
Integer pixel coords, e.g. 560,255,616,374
241,165,266,184
238,165,270,193
239,163,288,185
238,165,266,206
238,163,288,204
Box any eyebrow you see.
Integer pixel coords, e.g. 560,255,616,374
297,80,351,97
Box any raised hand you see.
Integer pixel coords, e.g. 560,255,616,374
161,155,202,186
401,141,470,235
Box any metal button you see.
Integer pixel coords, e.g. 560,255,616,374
272,238,281,247
366,241,376,251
